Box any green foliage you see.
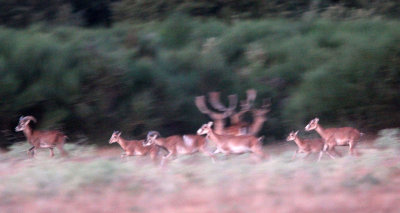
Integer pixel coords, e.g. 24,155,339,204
0,18,400,145
111,0,400,22
2,0,400,28
0,0,80,27
283,21,400,130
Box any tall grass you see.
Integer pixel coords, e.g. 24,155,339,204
1,129,399,199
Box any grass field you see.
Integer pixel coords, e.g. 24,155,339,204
0,129,400,213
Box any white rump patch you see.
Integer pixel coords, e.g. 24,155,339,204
177,146,190,154
134,150,144,155
213,148,226,154
336,138,349,145
183,135,195,147
229,145,251,154
40,142,53,148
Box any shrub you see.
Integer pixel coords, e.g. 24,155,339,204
1,18,400,145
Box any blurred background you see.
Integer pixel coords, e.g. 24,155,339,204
1,0,400,148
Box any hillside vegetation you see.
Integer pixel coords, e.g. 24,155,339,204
1,17,400,145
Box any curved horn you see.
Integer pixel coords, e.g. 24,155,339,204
208,92,228,111
227,94,238,111
196,96,235,120
195,96,212,114
147,131,160,138
23,116,37,123
246,89,257,105
233,89,256,118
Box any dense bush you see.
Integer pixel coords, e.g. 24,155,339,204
0,0,75,27
0,0,113,27
112,0,400,21
0,18,400,146
1,0,400,27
